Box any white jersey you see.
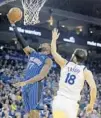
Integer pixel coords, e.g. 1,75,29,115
57,62,86,101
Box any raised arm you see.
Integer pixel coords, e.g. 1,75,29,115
84,69,97,113
51,28,67,68
7,15,35,56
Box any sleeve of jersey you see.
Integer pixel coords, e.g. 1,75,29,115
11,24,28,48
29,51,37,57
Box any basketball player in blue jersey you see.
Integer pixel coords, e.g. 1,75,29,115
7,17,52,118
51,28,97,118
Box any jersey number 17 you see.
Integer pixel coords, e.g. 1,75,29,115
65,73,76,85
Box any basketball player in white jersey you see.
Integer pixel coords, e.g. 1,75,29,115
51,28,97,118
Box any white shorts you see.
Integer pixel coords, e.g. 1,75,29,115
52,95,79,118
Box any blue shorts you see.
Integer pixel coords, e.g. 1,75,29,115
22,83,39,113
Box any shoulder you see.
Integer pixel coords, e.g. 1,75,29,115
84,68,92,74
45,58,53,67
45,58,53,66
60,59,68,69
28,51,36,58
84,68,93,79
23,46,36,56
62,61,71,67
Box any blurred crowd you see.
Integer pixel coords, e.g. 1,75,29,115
0,49,101,118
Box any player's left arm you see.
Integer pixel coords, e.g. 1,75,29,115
24,58,53,85
11,24,36,56
7,15,36,56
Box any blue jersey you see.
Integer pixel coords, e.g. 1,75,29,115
23,51,48,89
24,51,48,80
22,51,49,111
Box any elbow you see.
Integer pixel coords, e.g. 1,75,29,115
90,87,97,95
39,74,47,80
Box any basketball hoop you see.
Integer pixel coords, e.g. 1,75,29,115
21,0,47,25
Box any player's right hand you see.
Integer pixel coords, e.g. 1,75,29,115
7,14,16,24
52,28,60,41
86,104,94,114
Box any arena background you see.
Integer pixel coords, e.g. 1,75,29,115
0,0,101,117
0,0,101,54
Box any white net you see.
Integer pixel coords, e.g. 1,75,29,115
22,0,47,25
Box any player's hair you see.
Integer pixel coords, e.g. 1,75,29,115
74,49,87,63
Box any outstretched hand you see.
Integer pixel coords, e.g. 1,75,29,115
52,28,60,41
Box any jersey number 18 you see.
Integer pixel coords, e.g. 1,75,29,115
65,73,76,85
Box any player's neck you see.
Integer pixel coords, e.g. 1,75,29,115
72,60,80,64
71,57,79,64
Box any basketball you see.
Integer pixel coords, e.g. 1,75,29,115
7,7,23,23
